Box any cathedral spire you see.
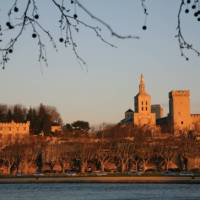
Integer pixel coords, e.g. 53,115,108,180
139,73,145,93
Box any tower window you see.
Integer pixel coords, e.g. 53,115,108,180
146,101,148,105
181,121,184,125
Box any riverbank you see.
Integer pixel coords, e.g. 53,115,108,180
0,176,200,184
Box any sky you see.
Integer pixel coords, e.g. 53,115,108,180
0,0,200,125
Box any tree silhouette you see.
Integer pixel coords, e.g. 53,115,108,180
176,0,200,61
0,0,199,69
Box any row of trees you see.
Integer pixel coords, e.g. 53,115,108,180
0,103,92,136
0,133,200,175
0,104,62,134
64,121,90,131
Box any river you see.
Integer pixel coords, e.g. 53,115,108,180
0,183,199,200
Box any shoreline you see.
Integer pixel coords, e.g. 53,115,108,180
0,176,200,184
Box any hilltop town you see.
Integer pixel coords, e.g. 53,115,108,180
0,75,200,176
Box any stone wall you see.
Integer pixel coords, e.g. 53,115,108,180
0,121,30,136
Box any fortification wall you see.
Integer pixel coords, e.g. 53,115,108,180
0,121,30,136
191,114,200,123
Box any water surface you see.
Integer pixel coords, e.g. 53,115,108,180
0,183,199,200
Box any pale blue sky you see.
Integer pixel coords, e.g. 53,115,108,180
0,0,200,125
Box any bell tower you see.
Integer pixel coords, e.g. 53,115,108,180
134,74,151,114
133,74,156,126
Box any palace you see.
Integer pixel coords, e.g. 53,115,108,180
0,121,30,137
122,74,200,133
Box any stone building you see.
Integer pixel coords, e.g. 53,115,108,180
0,120,30,137
122,74,156,127
51,123,62,133
168,90,200,132
122,109,133,123
133,74,156,126
122,74,200,133
168,90,192,131
151,104,163,120
191,114,200,131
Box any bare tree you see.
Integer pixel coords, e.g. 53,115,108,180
158,137,177,171
20,136,49,174
45,105,63,125
43,144,59,172
76,143,95,173
114,141,135,173
1,144,21,174
1,1,198,70
57,143,74,173
95,142,112,172
0,0,142,69
18,143,38,174
176,0,200,61
136,142,153,172
177,134,199,171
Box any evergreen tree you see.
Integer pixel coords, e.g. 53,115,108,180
0,104,8,122
6,109,13,122
72,120,90,131
12,104,27,122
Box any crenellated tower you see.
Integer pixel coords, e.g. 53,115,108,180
169,90,192,131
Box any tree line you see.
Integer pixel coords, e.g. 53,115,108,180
0,103,91,135
0,104,62,135
0,131,200,175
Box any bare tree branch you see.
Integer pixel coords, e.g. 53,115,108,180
176,0,200,61
1,0,199,70
0,0,141,70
